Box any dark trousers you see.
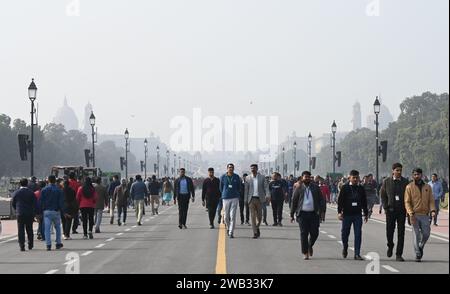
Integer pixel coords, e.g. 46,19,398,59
341,214,363,256
386,210,406,256
17,215,34,248
208,199,219,226
72,211,80,232
63,216,73,238
239,198,250,223
178,195,190,226
118,205,127,223
80,207,95,235
271,198,284,224
297,211,320,254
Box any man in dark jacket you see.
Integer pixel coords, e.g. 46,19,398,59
12,178,37,251
239,173,250,226
337,170,368,260
269,172,286,226
290,171,325,260
202,168,221,229
380,162,409,262
174,168,195,229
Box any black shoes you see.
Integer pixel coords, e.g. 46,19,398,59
28,244,33,250
118,221,122,226
396,256,405,262
272,223,278,226
183,225,187,229
56,243,63,250
278,223,283,227
20,246,25,252
387,246,393,258
342,248,348,258
72,231,78,234
210,225,215,229
88,232,93,239
354,255,364,261
419,246,424,259
256,229,261,238
308,245,313,257
178,225,182,229
229,234,234,238
47,245,51,251
415,256,422,262
137,222,142,226
253,234,259,239
264,221,268,226
95,228,101,234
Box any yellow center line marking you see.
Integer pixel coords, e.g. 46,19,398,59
215,212,227,274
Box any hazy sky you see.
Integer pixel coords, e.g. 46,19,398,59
1,0,448,146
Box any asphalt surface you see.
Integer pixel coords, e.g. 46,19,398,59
0,191,448,274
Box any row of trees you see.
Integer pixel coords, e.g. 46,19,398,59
0,115,139,178
314,92,449,179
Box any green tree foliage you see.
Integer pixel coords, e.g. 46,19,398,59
315,92,449,178
0,118,138,178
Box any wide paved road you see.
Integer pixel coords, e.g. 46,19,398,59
0,191,448,274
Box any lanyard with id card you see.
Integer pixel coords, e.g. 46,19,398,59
227,176,233,189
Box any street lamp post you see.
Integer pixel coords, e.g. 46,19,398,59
331,121,337,174
308,132,312,173
282,147,285,177
89,111,96,167
166,150,170,177
374,96,381,194
173,153,177,178
144,139,148,180
156,146,160,179
124,129,129,180
293,141,297,178
28,79,37,177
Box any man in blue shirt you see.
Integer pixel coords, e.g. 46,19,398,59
174,168,195,229
429,173,444,226
219,163,241,238
39,175,65,251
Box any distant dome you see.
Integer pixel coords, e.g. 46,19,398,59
53,98,79,131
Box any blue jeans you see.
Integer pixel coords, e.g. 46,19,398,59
44,210,62,247
341,214,362,256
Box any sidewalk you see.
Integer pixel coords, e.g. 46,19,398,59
0,220,38,240
370,204,449,238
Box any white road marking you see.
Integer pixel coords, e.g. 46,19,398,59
327,235,336,239
81,251,93,256
145,219,150,222
132,225,137,228
364,255,373,260
116,232,123,236
105,238,114,242
125,228,131,231
349,247,354,251
382,265,399,273
64,259,78,265
95,243,105,248
45,269,58,274
320,230,327,234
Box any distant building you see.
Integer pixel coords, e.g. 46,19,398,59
53,97,79,131
366,104,394,131
352,102,362,130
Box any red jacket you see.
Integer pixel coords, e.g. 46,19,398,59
69,179,81,193
320,185,330,198
76,186,97,208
